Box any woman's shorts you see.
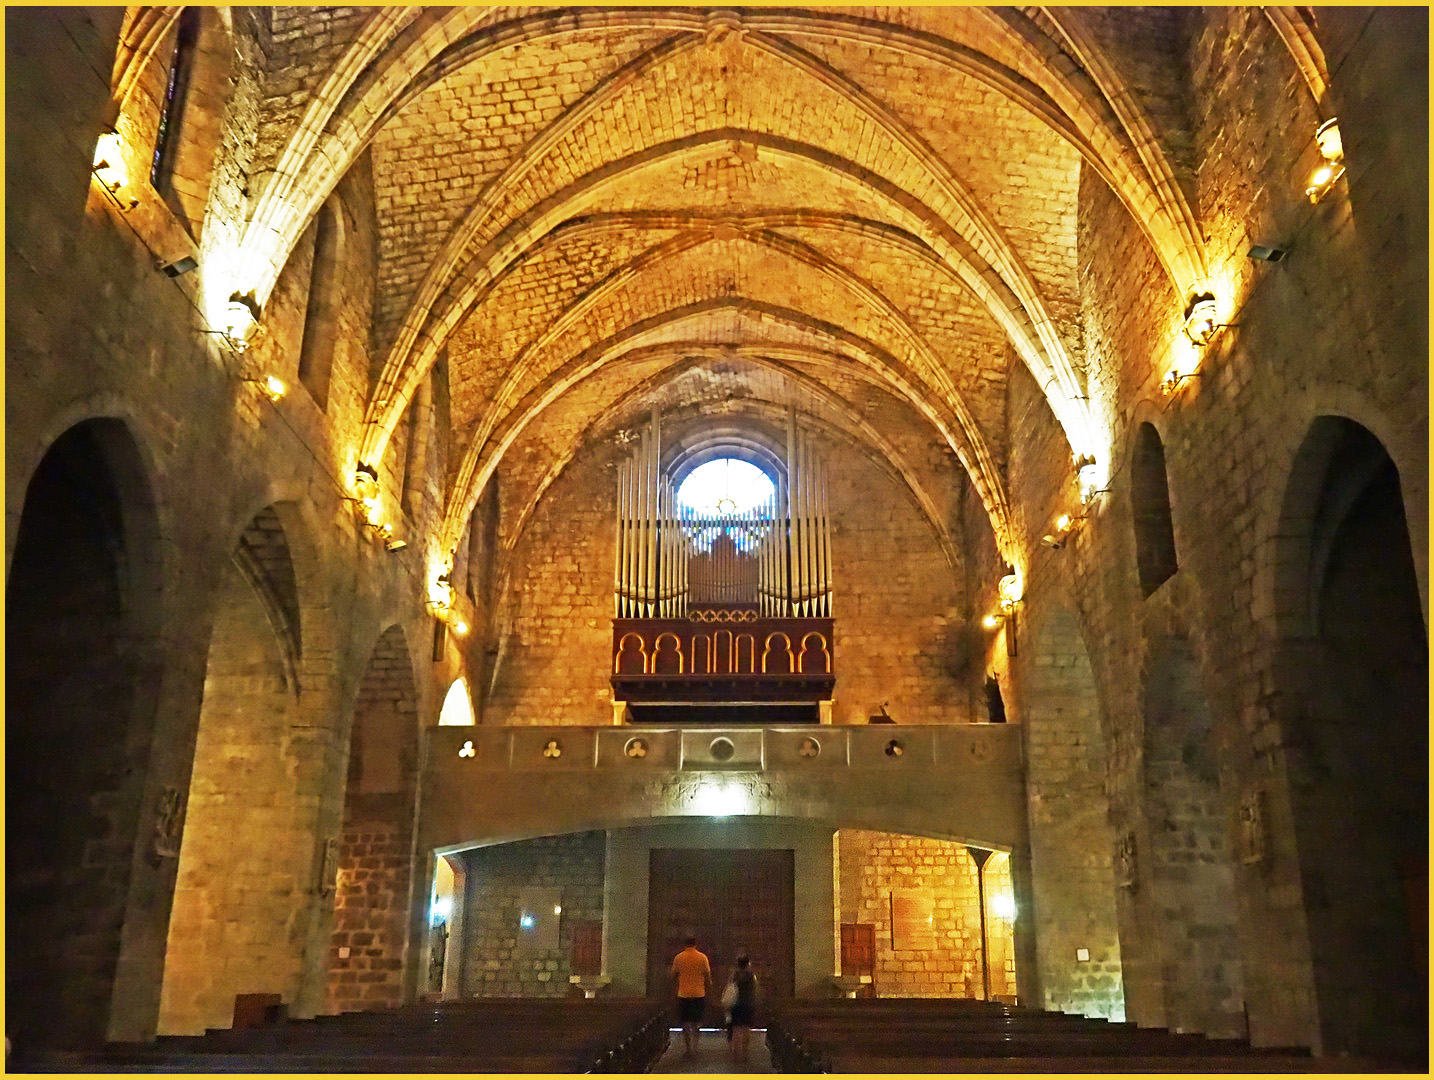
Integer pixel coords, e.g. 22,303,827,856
678,996,705,1023
729,1002,755,1027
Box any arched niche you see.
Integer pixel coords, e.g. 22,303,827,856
298,196,346,410
158,503,320,1034
1131,423,1178,597
325,624,421,1014
1021,606,1124,1020
1270,416,1426,1059
1141,636,1244,1037
6,418,164,1048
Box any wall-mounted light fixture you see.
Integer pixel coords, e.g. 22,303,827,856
1159,369,1202,395
375,521,406,552
997,572,1022,612
1181,293,1220,347
92,131,127,191
92,130,139,211
242,373,287,402
1073,455,1105,504
1042,510,1088,549
353,464,380,523
1306,118,1345,203
427,573,455,616
982,613,1002,629
224,293,262,351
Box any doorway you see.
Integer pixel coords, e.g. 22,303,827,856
647,848,794,1024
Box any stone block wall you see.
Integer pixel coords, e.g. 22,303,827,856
460,832,606,998
837,830,1016,1000
1003,7,1427,1053
326,625,421,1014
484,425,975,726
5,8,453,1043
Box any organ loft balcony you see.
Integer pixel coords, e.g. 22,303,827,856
611,606,835,724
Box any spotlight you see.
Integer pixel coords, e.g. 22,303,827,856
1247,244,1288,263
453,620,469,636
982,613,1002,629
159,255,199,277
1040,534,1066,550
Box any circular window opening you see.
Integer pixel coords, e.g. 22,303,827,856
710,737,736,761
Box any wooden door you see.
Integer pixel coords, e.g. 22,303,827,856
647,848,794,1024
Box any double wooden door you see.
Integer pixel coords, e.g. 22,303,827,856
646,848,794,1024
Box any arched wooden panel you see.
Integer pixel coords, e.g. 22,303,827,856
798,632,830,674
653,632,683,674
762,632,794,674
616,633,648,675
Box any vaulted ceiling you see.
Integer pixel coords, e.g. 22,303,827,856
208,6,1295,567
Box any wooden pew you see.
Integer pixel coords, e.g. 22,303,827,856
13,998,670,1074
764,998,1334,1074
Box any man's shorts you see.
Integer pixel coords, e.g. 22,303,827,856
677,996,705,1023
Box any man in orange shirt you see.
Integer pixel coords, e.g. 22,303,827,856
670,935,711,1058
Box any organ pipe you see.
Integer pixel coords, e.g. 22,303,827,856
613,410,833,618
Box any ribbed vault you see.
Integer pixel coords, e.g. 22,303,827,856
206,5,1265,572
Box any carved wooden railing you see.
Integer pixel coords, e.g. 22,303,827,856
611,613,834,703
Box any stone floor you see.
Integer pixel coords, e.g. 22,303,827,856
651,1027,777,1073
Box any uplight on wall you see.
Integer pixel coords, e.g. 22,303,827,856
353,463,380,520
1042,511,1085,549
224,293,262,351
1074,455,1102,504
92,131,126,190
997,572,1022,611
92,130,138,210
1160,368,1201,396
427,573,455,616
1181,293,1220,347
243,373,287,402
1306,118,1345,203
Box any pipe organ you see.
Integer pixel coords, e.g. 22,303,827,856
611,412,835,722
613,414,833,619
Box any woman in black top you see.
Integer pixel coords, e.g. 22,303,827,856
727,954,758,1066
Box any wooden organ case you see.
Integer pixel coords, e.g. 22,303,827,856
611,413,834,724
